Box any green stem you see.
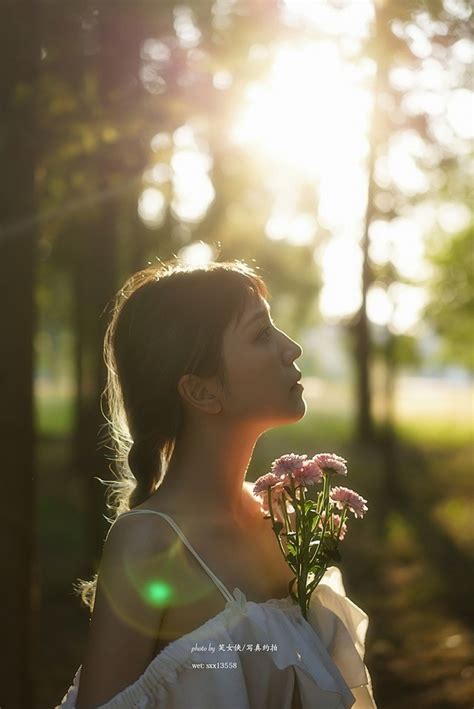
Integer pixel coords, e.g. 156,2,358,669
307,565,327,595
267,488,287,560
335,507,347,541
278,495,297,572
307,475,331,608
290,477,307,617
280,493,292,534
317,475,330,544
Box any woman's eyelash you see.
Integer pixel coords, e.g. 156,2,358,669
258,325,273,339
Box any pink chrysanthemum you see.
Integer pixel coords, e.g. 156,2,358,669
292,459,324,486
313,453,348,477
270,453,308,483
253,472,282,496
318,510,348,540
330,486,368,519
259,483,295,521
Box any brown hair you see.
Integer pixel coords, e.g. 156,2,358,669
74,257,269,611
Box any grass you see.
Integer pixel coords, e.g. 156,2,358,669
395,417,473,448
35,393,74,437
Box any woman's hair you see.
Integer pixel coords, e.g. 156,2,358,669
73,257,269,611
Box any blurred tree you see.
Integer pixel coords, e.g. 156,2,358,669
373,327,423,432
0,0,39,706
424,223,474,371
350,0,470,442
36,4,159,564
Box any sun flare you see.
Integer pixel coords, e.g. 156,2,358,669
142,5,471,334
231,39,376,321
232,41,373,180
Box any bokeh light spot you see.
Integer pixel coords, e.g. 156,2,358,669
145,580,173,607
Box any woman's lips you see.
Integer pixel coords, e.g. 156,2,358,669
291,381,303,390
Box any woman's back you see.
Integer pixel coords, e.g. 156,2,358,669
74,511,183,707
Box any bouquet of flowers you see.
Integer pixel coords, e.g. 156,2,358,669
253,453,368,620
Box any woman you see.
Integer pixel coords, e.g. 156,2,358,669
58,258,376,708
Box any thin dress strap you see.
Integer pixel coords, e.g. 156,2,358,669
109,509,235,603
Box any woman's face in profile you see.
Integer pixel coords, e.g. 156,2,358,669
220,293,306,429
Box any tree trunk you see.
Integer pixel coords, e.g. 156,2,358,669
353,97,377,443
0,1,39,706
353,7,388,444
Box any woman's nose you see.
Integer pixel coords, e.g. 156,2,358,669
282,335,303,364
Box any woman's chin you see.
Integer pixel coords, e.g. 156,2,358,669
294,399,307,420
257,392,307,429
286,390,307,421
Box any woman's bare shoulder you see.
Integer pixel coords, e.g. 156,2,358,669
107,505,181,554
76,509,179,707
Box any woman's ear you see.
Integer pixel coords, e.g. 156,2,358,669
177,373,222,415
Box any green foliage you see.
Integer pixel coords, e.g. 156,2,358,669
425,223,474,371
392,334,422,368
373,331,423,369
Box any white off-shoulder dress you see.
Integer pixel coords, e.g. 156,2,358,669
56,510,377,708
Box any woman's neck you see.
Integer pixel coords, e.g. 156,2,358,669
153,419,263,524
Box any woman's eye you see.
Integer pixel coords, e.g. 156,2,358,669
258,325,273,340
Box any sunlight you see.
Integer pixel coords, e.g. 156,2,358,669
367,285,392,327
139,5,470,333
232,41,373,180
178,240,215,267
231,38,374,319
375,131,431,197
318,164,369,230
170,146,215,223
318,237,363,320
447,88,474,139
226,15,471,332
437,201,471,233
388,283,429,334
265,212,317,245
369,217,428,280
282,0,373,38
138,187,166,228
